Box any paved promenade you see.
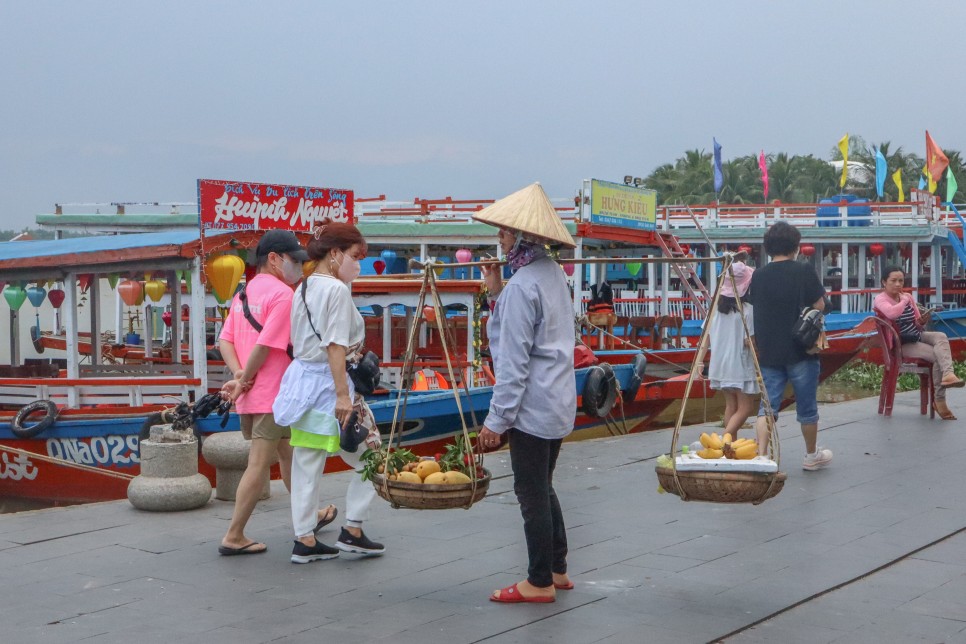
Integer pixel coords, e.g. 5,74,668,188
2,389,966,643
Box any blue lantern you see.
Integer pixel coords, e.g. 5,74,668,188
380,249,397,274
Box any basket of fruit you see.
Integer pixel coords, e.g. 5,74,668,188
361,436,490,510
655,432,785,505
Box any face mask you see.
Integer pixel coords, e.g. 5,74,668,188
280,255,303,285
336,251,361,283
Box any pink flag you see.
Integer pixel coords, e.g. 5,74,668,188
758,150,769,202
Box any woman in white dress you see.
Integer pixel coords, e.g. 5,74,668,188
707,260,759,438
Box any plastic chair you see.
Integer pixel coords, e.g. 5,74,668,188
869,314,934,418
628,316,657,347
656,315,684,349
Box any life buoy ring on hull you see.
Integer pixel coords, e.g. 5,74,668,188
30,326,44,354
11,399,58,438
623,353,647,399
581,363,618,418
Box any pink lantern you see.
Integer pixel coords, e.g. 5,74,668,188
373,260,386,275
563,264,575,277
48,289,66,309
800,244,816,257
423,305,437,323
869,243,884,257
455,248,473,264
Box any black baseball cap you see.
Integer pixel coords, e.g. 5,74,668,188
255,230,309,261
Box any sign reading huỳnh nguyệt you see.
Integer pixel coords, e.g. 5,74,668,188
198,179,354,233
589,179,656,231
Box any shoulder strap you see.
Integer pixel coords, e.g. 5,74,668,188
238,285,263,333
301,279,323,342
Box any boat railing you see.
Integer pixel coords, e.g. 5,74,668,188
0,376,201,410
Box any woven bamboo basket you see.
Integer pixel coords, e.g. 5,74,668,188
372,471,490,510
655,466,786,504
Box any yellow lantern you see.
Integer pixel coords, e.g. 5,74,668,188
205,254,245,303
144,279,167,302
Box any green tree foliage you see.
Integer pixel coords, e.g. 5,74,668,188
646,137,964,205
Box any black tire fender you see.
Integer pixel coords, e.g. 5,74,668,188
30,326,45,354
623,353,647,399
138,411,202,456
581,363,618,418
11,399,58,438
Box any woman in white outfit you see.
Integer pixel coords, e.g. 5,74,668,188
273,221,384,564
707,260,759,438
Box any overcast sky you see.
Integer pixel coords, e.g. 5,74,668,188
2,1,964,229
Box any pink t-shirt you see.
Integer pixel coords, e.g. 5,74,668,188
219,273,294,414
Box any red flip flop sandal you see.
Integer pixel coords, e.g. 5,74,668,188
490,583,555,603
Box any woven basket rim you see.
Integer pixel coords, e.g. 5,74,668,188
371,470,491,491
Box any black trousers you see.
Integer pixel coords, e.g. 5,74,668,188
508,429,568,588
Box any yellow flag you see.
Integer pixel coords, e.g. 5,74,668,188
927,169,937,194
893,169,904,202
838,133,849,188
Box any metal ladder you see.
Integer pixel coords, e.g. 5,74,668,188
654,208,712,317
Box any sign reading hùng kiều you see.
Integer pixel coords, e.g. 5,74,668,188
589,179,656,231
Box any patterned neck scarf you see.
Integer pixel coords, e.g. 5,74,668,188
506,236,547,272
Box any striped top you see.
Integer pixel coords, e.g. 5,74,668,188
896,303,921,343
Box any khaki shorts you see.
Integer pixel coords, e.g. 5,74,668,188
239,413,291,441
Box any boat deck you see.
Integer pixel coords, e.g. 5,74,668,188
2,389,965,643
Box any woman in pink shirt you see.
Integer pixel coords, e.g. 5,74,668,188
873,265,964,420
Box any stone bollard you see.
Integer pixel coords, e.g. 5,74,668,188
201,431,271,501
128,424,212,511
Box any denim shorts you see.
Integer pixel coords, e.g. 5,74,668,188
757,358,820,424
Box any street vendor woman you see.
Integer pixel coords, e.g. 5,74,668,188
474,183,578,604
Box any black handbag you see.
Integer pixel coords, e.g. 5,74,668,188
791,307,824,349
339,409,368,453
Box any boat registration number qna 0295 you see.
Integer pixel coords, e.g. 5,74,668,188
45,436,140,467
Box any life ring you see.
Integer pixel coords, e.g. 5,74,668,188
623,353,647,399
138,410,202,455
11,399,58,438
30,326,44,354
581,363,618,418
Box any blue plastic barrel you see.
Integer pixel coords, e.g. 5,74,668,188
848,198,871,227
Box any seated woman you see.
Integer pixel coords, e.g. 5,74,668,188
873,265,964,420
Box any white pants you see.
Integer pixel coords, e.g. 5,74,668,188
291,446,376,538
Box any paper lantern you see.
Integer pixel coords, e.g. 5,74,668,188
373,260,386,275
868,243,884,257
423,305,437,323
3,285,27,310
144,279,167,302
380,249,396,274
455,248,473,264
738,244,753,255
78,274,94,294
117,280,144,306
47,289,65,309
679,244,690,255
26,286,47,307
162,311,173,327
627,262,642,277
563,263,575,277
205,254,246,302
800,244,816,257
900,244,912,259
921,247,931,259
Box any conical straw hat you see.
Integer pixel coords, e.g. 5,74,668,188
472,183,576,248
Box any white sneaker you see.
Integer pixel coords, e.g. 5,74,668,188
803,447,833,471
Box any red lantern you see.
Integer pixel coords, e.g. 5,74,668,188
900,245,912,259
800,244,816,257
47,289,66,309
869,243,884,257
679,244,690,255
921,246,931,259
563,264,575,277
373,260,386,275
162,311,173,327
423,305,437,324
738,244,753,255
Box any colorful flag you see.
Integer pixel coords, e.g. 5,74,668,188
926,130,949,184
919,170,927,191
947,167,959,203
837,134,849,188
713,138,723,194
893,169,904,202
758,150,769,202
875,147,887,199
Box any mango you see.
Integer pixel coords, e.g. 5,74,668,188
395,471,422,484
415,460,441,480
423,471,449,485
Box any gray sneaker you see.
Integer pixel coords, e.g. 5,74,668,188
291,539,339,564
803,447,833,471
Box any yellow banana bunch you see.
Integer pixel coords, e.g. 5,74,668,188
697,447,723,459
699,432,724,450
720,436,759,460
